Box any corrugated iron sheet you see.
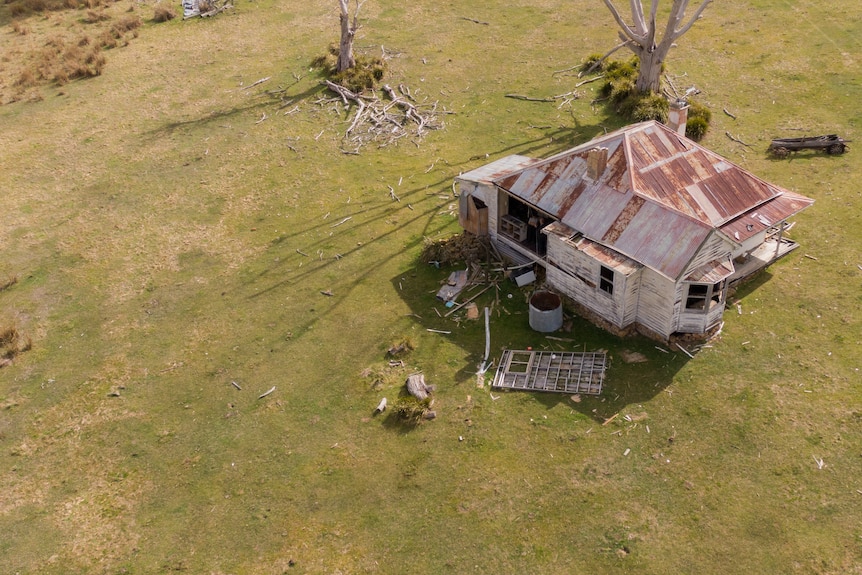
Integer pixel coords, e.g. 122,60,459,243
685,259,735,283
457,155,538,183
720,190,814,243
488,120,813,280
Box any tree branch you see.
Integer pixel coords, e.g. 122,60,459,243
673,0,712,38
602,0,644,46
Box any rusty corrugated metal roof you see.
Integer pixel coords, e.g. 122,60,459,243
685,259,735,283
457,155,539,184
490,120,813,280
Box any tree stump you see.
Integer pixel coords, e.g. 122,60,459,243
406,373,431,401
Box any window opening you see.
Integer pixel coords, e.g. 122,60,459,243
685,283,708,310
599,266,614,295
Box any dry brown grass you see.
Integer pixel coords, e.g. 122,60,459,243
1,0,140,101
5,0,108,16
152,3,175,22
11,19,31,34
83,7,109,22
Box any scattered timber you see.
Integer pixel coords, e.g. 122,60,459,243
725,131,752,147
374,397,387,414
258,386,276,399
459,16,489,25
319,80,445,151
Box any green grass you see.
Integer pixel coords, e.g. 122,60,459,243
1,0,862,573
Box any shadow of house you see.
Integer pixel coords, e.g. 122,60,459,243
390,260,692,422
455,120,814,342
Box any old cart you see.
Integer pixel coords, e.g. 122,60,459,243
768,134,849,157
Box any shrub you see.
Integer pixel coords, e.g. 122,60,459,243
580,53,605,74
622,92,669,123
393,395,432,423
686,116,709,141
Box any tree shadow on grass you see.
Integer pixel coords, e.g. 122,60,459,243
140,77,328,140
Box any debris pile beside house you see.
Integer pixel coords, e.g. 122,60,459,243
455,119,815,342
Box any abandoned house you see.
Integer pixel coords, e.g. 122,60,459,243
456,112,814,341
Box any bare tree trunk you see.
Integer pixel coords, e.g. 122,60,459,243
337,0,360,73
634,49,664,93
602,0,712,93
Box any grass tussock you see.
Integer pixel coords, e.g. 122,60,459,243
0,325,32,367
83,8,110,22
152,4,176,22
392,395,433,424
312,43,387,93
0,276,17,292
11,20,31,35
18,34,107,85
6,0,108,16
14,13,139,89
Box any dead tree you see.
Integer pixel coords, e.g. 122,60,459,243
601,0,712,93
337,0,364,72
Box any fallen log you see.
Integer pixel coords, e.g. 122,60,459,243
374,397,387,414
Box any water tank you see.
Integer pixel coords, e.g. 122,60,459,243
529,291,563,333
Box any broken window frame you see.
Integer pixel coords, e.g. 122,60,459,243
599,265,615,296
684,280,726,312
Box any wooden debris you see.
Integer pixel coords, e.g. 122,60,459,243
602,413,619,426
330,216,352,228
459,16,489,25
505,90,580,107
443,284,493,317
723,107,737,120
231,380,242,390
675,343,695,359
406,373,432,401
319,80,445,151
321,289,334,297
258,386,276,399
725,131,752,147
804,254,818,261
436,269,469,302
427,328,451,334
374,397,387,414
465,302,480,319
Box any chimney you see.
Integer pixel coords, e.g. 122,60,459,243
586,147,608,180
668,98,689,136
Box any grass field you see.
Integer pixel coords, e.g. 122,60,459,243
1,0,861,573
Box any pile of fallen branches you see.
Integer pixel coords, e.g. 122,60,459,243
319,80,447,153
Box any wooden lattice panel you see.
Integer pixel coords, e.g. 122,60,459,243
492,350,606,395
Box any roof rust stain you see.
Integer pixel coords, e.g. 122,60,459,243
602,195,646,244
482,120,814,279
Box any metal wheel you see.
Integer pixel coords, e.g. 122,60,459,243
827,143,845,155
